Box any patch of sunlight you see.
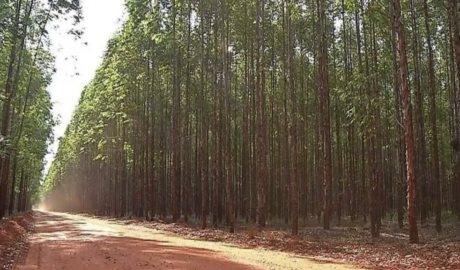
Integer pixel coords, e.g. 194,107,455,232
141,249,178,253
380,233,408,239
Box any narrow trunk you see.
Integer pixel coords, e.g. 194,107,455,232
424,0,441,232
287,0,298,235
255,0,267,228
393,0,419,243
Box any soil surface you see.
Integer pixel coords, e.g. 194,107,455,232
0,213,33,270
15,211,359,270
79,214,460,269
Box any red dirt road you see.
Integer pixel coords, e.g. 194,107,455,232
16,212,360,270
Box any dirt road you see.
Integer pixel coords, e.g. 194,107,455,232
16,212,360,270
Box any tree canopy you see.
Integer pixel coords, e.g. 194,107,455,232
37,0,460,244
0,0,82,217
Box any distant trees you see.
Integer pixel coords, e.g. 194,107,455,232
42,0,460,243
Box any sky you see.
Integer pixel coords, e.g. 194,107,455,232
44,0,126,174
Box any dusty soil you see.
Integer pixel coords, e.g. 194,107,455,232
15,211,359,270
0,212,33,270
83,215,460,269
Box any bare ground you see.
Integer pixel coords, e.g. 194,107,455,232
14,211,359,270
0,213,33,270
81,214,460,269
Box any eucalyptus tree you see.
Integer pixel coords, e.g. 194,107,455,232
42,0,460,243
0,0,81,218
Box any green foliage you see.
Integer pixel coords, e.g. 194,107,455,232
0,0,83,212
40,0,456,226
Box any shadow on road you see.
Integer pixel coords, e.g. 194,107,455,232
17,212,260,270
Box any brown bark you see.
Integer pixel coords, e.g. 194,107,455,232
389,1,405,229
255,0,266,228
368,19,380,238
200,1,209,229
0,0,22,219
424,0,441,232
8,155,18,215
409,0,428,224
149,40,157,219
317,0,332,230
212,12,219,228
287,0,298,235
393,0,419,243
220,0,234,233
171,0,181,223
183,1,192,223
449,0,460,127
242,9,250,221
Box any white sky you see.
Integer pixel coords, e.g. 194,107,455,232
43,0,126,175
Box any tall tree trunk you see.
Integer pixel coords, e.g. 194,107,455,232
172,0,181,223
409,0,428,224
200,1,209,229
183,0,192,223
390,1,405,229
393,0,419,243
424,0,442,232
318,0,332,230
220,0,234,233
255,0,267,228
449,0,460,127
0,0,22,219
287,0,298,235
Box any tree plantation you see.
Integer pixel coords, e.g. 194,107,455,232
5,0,460,247
0,0,81,219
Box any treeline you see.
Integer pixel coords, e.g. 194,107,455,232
43,0,460,243
0,0,81,219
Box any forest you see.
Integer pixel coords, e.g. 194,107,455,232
2,0,460,250
0,0,81,220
